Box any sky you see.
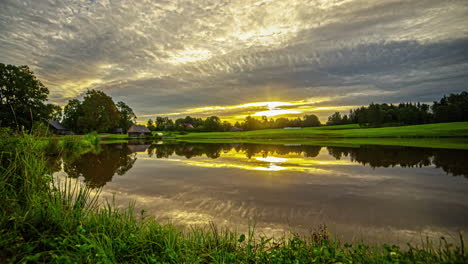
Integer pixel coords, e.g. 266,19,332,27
1,0,467,123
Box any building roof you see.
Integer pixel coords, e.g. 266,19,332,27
48,120,67,130
128,124,151,133
230,126,243,131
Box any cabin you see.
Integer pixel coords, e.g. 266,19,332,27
48,120,73,135
230,127,243,132
127,124,152,137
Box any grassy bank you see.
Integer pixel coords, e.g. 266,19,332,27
174,122,468,149
178,122,468,139
1,134,467,263
177,138,468,150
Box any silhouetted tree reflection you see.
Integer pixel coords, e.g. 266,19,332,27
147,143,322,160
326,146,468,177
63,144,137,188
56,143,468,188
145,143,468,177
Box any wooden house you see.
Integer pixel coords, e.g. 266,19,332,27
48,120,73,135
127,124,152,137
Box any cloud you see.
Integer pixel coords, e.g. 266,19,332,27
0,0,467,121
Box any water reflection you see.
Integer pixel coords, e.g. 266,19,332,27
51,142,468,244
50,143,468,188
61,145,137,187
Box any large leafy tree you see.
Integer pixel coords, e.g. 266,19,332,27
432,91,468,123
47,104,63,121
62,99,83,132
78,90,121,133
116,101,136,132
302,114,320,127
0,63,50,129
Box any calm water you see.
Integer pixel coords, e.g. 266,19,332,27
52,142,468,244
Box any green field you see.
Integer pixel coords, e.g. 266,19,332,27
173,122,468,149
178,122,468,139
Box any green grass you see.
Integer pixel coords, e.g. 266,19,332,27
174,122,468,149
177,122,468,139
1,132,467,263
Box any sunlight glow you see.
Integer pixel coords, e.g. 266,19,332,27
255,157,288,163
252,109,300,117
140,148,358,174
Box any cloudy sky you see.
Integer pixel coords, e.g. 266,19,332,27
1,0,467,122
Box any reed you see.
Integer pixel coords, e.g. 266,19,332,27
0,132,467,263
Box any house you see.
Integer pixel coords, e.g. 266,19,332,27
48,120,73,135
283,127,302,129
184,123,194,129
230,127,243,132
127,124,152,137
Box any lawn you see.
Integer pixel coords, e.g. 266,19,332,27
174,122,468,149
177,122,468,139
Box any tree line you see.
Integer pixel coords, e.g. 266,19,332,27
146,114,321,132
0,63,137,133
326,91,468,127
2,63,467,133
61,90,136,133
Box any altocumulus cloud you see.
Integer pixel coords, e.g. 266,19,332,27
0,0,467,121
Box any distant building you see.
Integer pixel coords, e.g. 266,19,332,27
184,123,194,128
230,127,243,132
127,124,152,137
283,127,302,129
48,120,73,135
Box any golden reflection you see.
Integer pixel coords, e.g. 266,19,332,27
140,148,355,173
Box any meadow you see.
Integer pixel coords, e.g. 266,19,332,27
166,122,468,149
176,122,468,139
1,131,467,263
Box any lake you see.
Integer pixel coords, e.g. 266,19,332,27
52,142,468,245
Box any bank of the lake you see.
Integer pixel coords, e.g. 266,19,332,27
171,122,468,149
2,134,467,263
177,122,468,139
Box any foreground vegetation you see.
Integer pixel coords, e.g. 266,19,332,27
1,133,467,263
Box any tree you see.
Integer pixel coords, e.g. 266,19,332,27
327,112,342,125
0,63,50,130
222,121,232,131
116,101,136,132
147,119,156,131
62,99,83,132
204,116,222,131
78,90,121,133
432,92,468,123
47,104,63,121
302,114,321,127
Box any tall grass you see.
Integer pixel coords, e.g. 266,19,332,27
0,132,467,263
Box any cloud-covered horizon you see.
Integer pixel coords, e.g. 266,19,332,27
1,0,467,122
